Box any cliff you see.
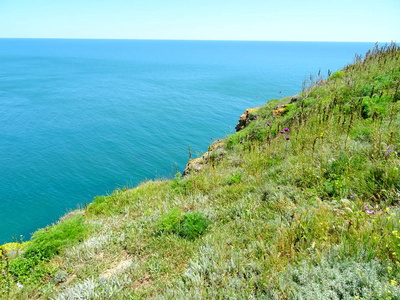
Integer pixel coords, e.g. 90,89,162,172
1,43,400,299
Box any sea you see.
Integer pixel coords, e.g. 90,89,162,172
0,39,374,244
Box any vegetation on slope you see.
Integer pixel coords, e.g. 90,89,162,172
1,43,400,299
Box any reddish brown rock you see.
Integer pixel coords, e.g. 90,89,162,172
235,108,257,132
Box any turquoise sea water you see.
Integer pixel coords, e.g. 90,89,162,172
0,39,373,244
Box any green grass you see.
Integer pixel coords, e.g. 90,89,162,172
1,43,400,299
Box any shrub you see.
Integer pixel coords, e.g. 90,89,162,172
8,256,38,280
24,214,87,261
53,275,131,299
179,212,209,240
53,269,68,284
9,214,87,281
279,256,400,300
8,257,54,283
225,172,242,185
157,209,209,240
157,208,184,235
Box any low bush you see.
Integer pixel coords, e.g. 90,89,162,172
225,172,243,185
157,208,209,240
281,255,400,300
179,212,209,240
157,208,184,235
8,214,87,281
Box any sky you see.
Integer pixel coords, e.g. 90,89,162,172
0,0,399,42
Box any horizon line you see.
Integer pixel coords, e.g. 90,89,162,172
0,37,391,43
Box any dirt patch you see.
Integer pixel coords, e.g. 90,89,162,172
133,275,151,290
99,258,133,279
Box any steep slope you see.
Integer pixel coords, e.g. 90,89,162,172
1,43,400,299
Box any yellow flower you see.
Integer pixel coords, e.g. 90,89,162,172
390,280,397,286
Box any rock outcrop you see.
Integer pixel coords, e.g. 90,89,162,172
290,94,302,103
235,108,257,132
182,142,225,176
272,105,287,117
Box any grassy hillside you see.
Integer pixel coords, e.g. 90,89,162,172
1,43,400,299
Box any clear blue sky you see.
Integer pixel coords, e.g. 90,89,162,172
0,0,399,42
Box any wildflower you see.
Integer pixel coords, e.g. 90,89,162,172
365,204,374,214
267,123,271,126
286,137,290,140
16,282,23,289
284,128,289,131
2,270,6,276
280,130,284,134
350,193,355,200
386,145,397,158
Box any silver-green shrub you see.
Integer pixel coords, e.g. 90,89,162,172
65,233,112,262
51,274,131,300
279,255,400,300
158,243,268,299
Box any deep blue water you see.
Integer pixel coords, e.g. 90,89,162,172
0,39,374,244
